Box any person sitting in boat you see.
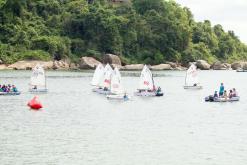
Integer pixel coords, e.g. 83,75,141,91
156,87,162,93
219,83,224,97
11,85,18,93
228,90,233,98
214,91,218,98
223,90,228,100
0,85,3,92
2,85,7,92
123,93,128,100
232,88,238,97
193,83,197,86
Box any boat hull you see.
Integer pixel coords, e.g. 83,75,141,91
0,92,21,95
92,88,111,95
106,94,130,100
134,91,163,97
29,89,48,93
184,85,203,89
205,96,240,102
237,70,247,72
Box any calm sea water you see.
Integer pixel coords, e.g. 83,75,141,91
0,70,247,165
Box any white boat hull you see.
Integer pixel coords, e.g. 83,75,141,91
106,94,130,100
184,85,203,89
29,89,48,93
0,92,21,95
92,88,111,95
134,91,163,97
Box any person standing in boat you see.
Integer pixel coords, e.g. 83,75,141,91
219,83,224,97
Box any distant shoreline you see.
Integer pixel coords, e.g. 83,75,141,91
0,56,246,71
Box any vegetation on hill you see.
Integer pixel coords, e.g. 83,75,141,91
0,0,247,65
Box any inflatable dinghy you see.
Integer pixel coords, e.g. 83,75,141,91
0,92,21,95
205,95,240,102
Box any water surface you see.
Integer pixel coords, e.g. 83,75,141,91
0,70,247,165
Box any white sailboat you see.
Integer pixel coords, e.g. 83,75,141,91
134,65,163,97
29,64,48,93
91,63,105,86
184,64,202,89
106,68,129,100
92,63,113,95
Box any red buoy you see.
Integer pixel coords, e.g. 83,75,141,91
28,96,43,110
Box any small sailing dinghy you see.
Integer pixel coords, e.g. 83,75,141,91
92,63,113,95
29,64,48,93
184,64,202,89
134,65,163,97
91,63,105,90
106,68,130,100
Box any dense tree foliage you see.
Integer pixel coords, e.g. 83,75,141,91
0,0,247,64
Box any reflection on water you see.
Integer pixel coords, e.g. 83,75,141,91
0,70,247,165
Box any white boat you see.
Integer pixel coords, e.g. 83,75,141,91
184,64,202,89
29,64,48,93
134,65,163,97
92,63,112,95
106,67,130,100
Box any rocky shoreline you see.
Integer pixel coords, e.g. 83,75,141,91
0,54,246,71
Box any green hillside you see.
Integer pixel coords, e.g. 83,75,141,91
0,0,247,65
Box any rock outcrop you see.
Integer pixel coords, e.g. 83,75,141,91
230,61,247,70
79,57,101,69
211,61,231,70
8,61,53,70
123,64,144,70
196,60,211,70
0,64,8,70
103,54,121,66
150,64,172,70
53,60,70,70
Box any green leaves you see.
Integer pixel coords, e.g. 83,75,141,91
0,0,247,65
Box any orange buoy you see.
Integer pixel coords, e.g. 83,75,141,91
28,96,43,110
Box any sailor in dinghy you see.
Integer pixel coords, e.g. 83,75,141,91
29,64,48,93
92,63,113,95
134,65,163,97
184,64,202,89
106,67,130,100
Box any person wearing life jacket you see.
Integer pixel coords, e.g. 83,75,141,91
11,85,18,92
156,86,162,93
219,83,224,97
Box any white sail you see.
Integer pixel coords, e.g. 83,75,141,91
99,64,113,88
30,64,46,88
138,65,154,90
91,64,104,86
111,68,124,94
185,64,199,86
